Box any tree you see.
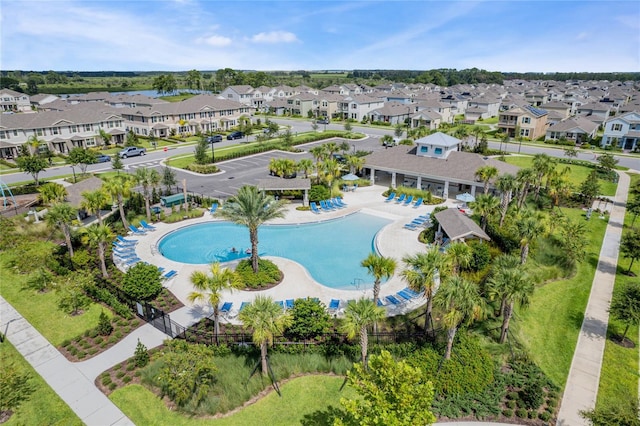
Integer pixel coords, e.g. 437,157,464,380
80,189,109,225
103,174,134,230
380,134,394,147
609,282,640,342
579,170,601,206
67,147,96,177
496,173,517,226
514,209,547,265
474,165,498,195
337,350,436,426
346,155,365,175
401,247,448,332
597,153,619,176
564,146,578,158
135,167,161,222
239,295,292,375
620,230,640,274
16,154,48,186
133,339,149,368
394,123,405,139
319,158,343,190
98,128,112,146
152,73,177,95
581,396,640,426
188,262,243,339
284,298,332,341
547,166,573,207
38,182,67,205
532,153,556,200
111,154,123,173
216,185,288,273
340,298,386,366
445,241,472,276
469,194,500,231
81,224,114,278
433,276,485,359
185,69,202,90
194,136,209,165
344,121,353,133
515,167,536,209
161,166,177,195
56,272,92,315
45,202,76,259
122,263,162,301
361,253,397,308
627,196,640,228
0,362,36,418
296,158,314,179
487,265,534,343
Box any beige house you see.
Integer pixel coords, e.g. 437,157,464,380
0,88,32,112
545,116,598,144
498,105,548,140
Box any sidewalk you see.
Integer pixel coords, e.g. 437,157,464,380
556,170,630,425
0,296,134,426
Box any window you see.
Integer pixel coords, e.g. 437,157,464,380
520,129,530,137
611,123,623,131
522,117,531,124
420,146,428,153
434,147,443,155
36,129,43,136
0,131,6,139
52,127,59,135
84,124,92,131
85,138,96,147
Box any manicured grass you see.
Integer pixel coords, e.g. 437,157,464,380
0,254,105,346
596,172,640,409
502,155,617,196
110,375,353,425
1,340,82,426
514,207,609,387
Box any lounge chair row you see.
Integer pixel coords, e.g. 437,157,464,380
384,192,423,208
128,220,156,235
403,214,432,230
310,197,347,214
383,288,423,307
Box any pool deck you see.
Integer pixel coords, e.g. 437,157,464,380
124,184,462,325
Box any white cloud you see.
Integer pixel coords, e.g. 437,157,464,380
198,35,232,47
250,31,298,43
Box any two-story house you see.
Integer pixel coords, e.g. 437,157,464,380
600,111,640,151
339,95,385,121
220,85,255,105
0,88,32,112
498,105,548,140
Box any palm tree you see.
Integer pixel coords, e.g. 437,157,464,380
103,175,134,230
547,166,573,208
309,145,328,162
135,167,161,222
324,142,339,158
445,241,472,276
401,247,448,332
188,262,243,340
515,168,536,209
496,173,517,227
216,185,288,273
341,298,386,367
38,182,67,205
239,295,292,375
346,155,365,175
45,202,77,259
82,224,114,278
514,209,547,265
532,153,556,200
475,165,499,195
319,158,343,190
80,189,109,226
469,194,500,231
361,253,397,306
489,254,521,316
487,266,534,343
296,158,314,179
433,276,485,359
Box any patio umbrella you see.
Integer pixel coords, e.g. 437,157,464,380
341,173,359,181
456,192,475,203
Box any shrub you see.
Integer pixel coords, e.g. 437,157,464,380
116,371,125,379
134,339,150,368
309,185,330,202
284,298,332,341
235,258,282,288
185,164,219,174
101,376,112,386
539,411,551,421
502,409,513,417
108,383,117,391
515,408,528,418
122,263,162,301
547,398,557,408
122,375,132,383
96,311,113,336
506,399,516,409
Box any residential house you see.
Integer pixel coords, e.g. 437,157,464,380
220,85,255,105
339,94,385,121
29,93,60,108
369,102,413,125
0,88,32,112
545,116,598,144
498,105,548,140
600,111,640,151
576,102,612,125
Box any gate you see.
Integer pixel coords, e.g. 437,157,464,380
135,301,185,338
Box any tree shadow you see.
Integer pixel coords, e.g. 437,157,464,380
300,405,345,426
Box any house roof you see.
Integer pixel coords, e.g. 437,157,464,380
548,116,598,133
415,132,461,148
434,208,490,241
257,178,311,191
66,176,104,207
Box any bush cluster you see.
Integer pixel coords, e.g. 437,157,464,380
235,258,282,288
185,164,219,174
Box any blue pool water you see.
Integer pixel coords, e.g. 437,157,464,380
158,212,392,290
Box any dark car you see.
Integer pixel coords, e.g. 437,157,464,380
96,154,111,163
316,118,329,125
206,135,223,143
227,131,244,140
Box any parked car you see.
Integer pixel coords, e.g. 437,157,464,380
332,154,347,164
206,135,223,143
95,154,111,163
317,118,329,125
227,131,244,140
118,146,146,158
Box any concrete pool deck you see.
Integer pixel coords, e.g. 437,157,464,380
124,184,461,323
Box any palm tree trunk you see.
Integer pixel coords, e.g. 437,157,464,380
63,226,74,258
424,296,433,332
444,326,457,360
261,342,268,375
483,182,489,195
250,228,259,273
360,325,368,369
118,194,129,229
500,302,514,344
96,210,103,226
213,306,220,342
98,242,108,278
520,243,529,265
144,196,152,222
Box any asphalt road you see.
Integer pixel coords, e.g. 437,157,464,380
2,118,637,199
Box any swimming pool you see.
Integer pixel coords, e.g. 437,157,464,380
158,212,392,290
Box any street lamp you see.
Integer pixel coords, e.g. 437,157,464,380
208,113,215,163
406,105,411,138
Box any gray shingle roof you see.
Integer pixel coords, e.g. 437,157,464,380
434,208,490,241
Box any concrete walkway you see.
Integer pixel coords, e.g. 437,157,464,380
0,296,134,426
556,170,630,426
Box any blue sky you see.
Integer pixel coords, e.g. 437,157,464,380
2,0,639,73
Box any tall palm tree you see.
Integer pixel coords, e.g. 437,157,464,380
496,173,517,227
532,153,556,200
445,241,472,276
217,185,288,273
469,194,500,231
45,202,77,259
103,175,134,230
309,145,328,162
296,158,314,179
433,276,485,359
547,166,573,208
401,247,448,332
487,266,534,343
489,254,521,316
515,168,536,209
188,262,243,340
80,189,109,226
324,142,339,158
319,158,343,191
475,165,498,195
341,298,386,367
361,253,397,306
346,155,365,175
82,224,114,278
514,209,547,265
135,167,161,222
239,295,292,375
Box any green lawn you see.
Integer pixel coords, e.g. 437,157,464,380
502,155,617,196
110,375,353,425
596,172,640,409
515,207,609,386
0,255,105,346
1,341,82,426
